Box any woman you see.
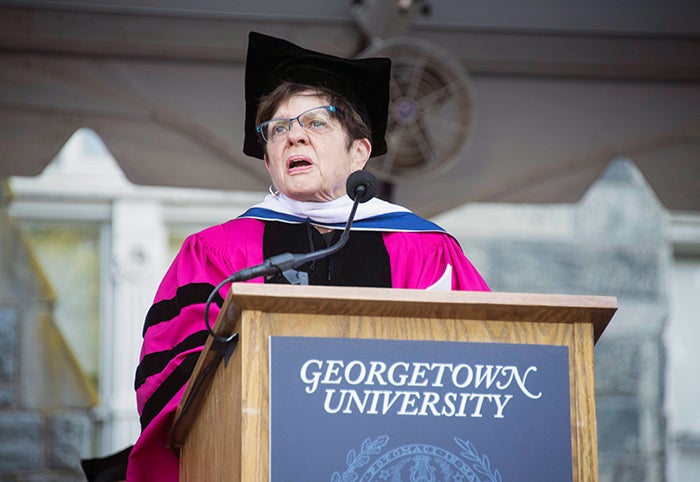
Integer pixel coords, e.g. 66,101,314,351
126,32,489,481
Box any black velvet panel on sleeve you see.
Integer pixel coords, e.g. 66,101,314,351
262,221,391,287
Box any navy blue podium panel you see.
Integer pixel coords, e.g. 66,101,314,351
270,336,572,482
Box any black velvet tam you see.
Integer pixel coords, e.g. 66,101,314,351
243,31,391,160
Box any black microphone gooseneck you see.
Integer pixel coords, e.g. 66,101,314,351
204,170,377,343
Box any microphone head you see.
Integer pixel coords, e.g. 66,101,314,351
346,170,378,203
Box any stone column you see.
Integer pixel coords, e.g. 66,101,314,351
103,198,167,453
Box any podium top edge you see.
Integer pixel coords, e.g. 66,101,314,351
223,285,617,344
228,283,618,312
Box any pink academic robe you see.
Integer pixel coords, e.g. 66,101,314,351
126,217,489,481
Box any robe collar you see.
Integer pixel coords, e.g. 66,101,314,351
239,193,445,233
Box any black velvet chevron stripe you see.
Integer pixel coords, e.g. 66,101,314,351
139,351,200,431
134,330,209,390
142,282,224,336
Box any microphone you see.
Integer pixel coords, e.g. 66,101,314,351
346,169,377,203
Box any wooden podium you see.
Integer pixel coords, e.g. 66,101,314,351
170,284,616,481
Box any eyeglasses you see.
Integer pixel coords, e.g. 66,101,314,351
256,105,339,143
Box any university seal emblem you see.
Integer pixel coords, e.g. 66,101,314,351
330,436,502,482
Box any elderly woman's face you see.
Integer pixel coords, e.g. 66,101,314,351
263,91,371,202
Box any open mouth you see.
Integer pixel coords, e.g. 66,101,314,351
288,157,312,170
